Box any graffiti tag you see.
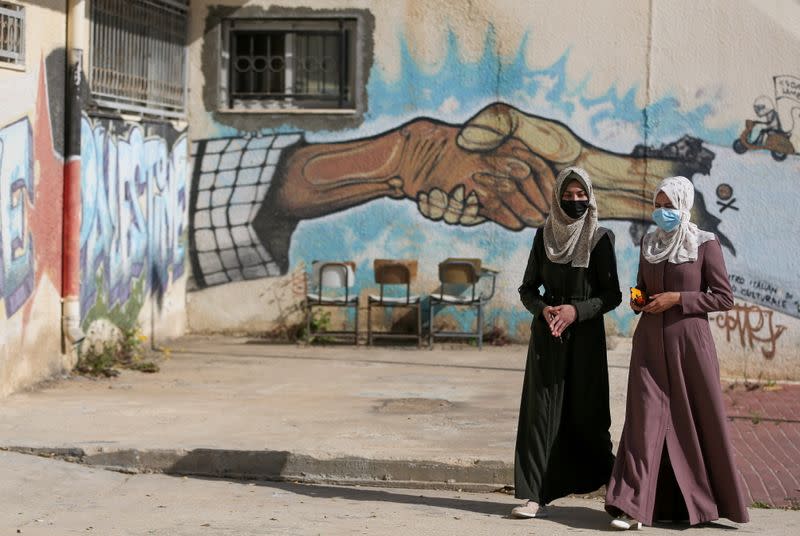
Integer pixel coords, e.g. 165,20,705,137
728,272,800,318
714,303,787,359
80,116,187,318
0,118,35,317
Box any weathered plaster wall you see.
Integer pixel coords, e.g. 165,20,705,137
185,0,800,379
0,0,68,396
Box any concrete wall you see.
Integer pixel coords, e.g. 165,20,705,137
0,0,190,396
184,0,800,379
0,0,69,396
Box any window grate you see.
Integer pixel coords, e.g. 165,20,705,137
224,18,356,111
0,2,24,67
89,0,188,118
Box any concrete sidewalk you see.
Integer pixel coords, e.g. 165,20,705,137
0,335,797,509
6,451,800,536
0,336,629,490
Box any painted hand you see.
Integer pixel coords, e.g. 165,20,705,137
454,103,712,224
393,117,555,229
269,103,720,236
272,113,555,229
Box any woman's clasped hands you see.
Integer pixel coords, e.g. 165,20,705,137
543,305,578,339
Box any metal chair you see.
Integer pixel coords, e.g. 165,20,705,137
428,258,498,350
305,261,359,343
367,260,423,347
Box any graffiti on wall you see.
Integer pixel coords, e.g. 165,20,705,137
0,57,65,321
714,303,787,359
80,116,187,323
0,51,187,332
733,75,800,161
190,104,718,287
188,28,800,343
0,118,34,317
725,272,800,318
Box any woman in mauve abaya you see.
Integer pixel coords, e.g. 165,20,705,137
605,176,750,530
511,166,622,519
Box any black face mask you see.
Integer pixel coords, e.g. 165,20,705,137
560,200,590,219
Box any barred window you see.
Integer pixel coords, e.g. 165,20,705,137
89,0,188,119
0,2,24,67
221,19,357,111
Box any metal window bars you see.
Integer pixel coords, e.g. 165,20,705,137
229,21,352,109
0,2,24,66
89,0,188,119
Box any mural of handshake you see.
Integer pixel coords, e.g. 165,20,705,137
191,103,718,286
270,102,712,230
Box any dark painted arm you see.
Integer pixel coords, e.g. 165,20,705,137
574,233,622,321
680,238,734,314
518,232,547,318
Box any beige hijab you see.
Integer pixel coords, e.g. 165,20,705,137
542,167,607,268
642,176,716,264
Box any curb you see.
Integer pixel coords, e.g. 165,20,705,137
2,446,514,492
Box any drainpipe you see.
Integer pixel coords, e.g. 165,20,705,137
62,0,85,346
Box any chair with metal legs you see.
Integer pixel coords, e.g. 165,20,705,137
305,261,359,343
367,259,422,347
428,258,498,350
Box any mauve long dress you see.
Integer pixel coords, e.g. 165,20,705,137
605,237,750,526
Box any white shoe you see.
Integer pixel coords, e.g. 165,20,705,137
610,515,642,530
510,501,548,519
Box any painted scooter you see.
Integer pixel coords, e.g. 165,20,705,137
733,119,796,161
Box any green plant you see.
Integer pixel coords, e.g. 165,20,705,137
751,501,772,509
130,361,160,373
75,342,120,377
75,324,160,377
301,310,334,344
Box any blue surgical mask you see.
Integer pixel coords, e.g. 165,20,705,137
652,208,682,232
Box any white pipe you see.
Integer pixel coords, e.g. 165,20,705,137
67,0,87,51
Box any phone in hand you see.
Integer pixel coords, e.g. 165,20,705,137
630,287,647,307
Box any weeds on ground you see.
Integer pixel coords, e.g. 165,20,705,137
298,310,334,344
75,326,160,377
751,501,772,509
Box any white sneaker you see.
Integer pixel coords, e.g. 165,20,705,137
610,515,642,530
510,501,548,519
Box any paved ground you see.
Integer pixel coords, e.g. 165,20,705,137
3,451,799,536
0,336,627,484
724,383,800,508
0,335,797,510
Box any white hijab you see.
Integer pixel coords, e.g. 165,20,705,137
543,167,607,268
642,176,716,265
